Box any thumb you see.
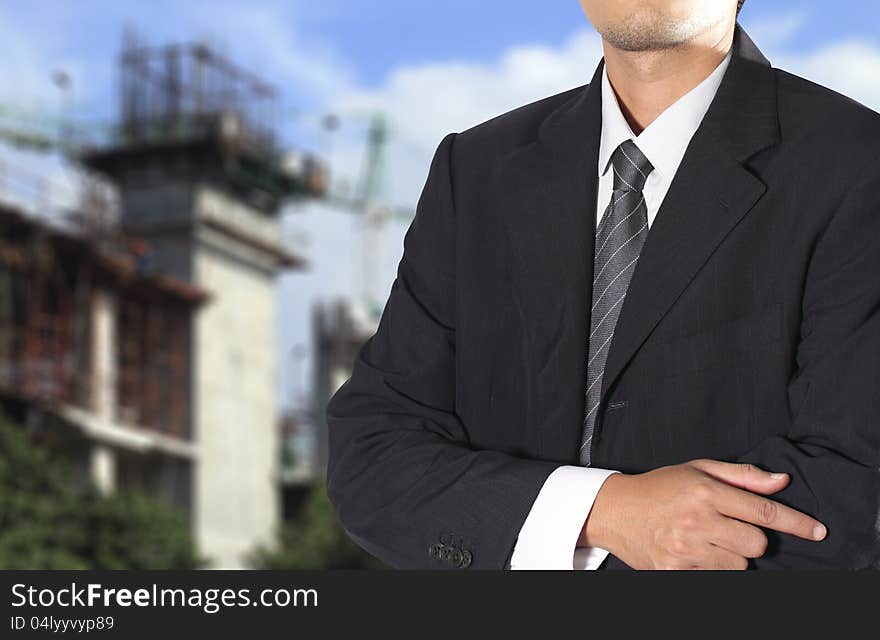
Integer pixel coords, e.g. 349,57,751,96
688,459,790,495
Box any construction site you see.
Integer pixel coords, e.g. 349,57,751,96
0,33,391,567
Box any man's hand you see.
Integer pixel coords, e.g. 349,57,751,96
579,459,827,570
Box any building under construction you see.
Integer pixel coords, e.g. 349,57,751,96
0,35,325,567
309,299,378,474
0,204,205,507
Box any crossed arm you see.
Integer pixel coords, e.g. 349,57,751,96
325,134,880,570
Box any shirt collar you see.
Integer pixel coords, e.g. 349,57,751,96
598,48,733,181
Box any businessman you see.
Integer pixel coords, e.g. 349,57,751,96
326,0,880,569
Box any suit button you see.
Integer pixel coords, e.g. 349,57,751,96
428,543,444,559
447,547,463,567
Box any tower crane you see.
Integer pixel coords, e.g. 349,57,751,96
321,110,415,321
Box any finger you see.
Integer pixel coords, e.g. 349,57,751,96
705,514,768,558
713,484,827,541
689,459,790,495
693,544,749,571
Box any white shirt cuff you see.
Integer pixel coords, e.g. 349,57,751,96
510,466,619,570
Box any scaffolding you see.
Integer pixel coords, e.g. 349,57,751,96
0,204,205,438
0,208,93,406
79,34,327,211
118,34,278,155
116,284,192,439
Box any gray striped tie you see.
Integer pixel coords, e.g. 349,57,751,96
580,139,653,466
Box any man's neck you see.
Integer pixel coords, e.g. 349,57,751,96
602,21,736,135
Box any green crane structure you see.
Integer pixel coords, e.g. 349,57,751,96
323,110,414,320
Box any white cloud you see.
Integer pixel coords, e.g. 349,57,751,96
770,39,880,111
330,30,604,205
741,11,810,49
192,2,355,105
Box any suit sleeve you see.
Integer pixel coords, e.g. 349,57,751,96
325,133,560,569
736,159,880,569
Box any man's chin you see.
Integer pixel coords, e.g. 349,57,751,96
598,10,725,52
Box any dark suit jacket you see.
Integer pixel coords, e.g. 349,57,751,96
325,23,880,570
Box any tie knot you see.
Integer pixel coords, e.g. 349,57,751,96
610,140,653,193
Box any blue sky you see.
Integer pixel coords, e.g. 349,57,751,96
1,1,878,410
289,0,880,83
5,1,880,119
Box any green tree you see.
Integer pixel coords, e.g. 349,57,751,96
0,414,201,569
249,483,385,569
0,414,90,568
83,490,202,569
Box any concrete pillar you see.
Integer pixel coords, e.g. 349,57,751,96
91,290,117,421
90,444,116,495
88,291,118,496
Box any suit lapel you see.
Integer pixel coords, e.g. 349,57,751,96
600,24,782,404
499,64,604,317
496,23,781,461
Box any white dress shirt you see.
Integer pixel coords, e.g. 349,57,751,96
510,48,733,570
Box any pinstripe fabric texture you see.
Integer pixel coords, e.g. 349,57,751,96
580,139,654,466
